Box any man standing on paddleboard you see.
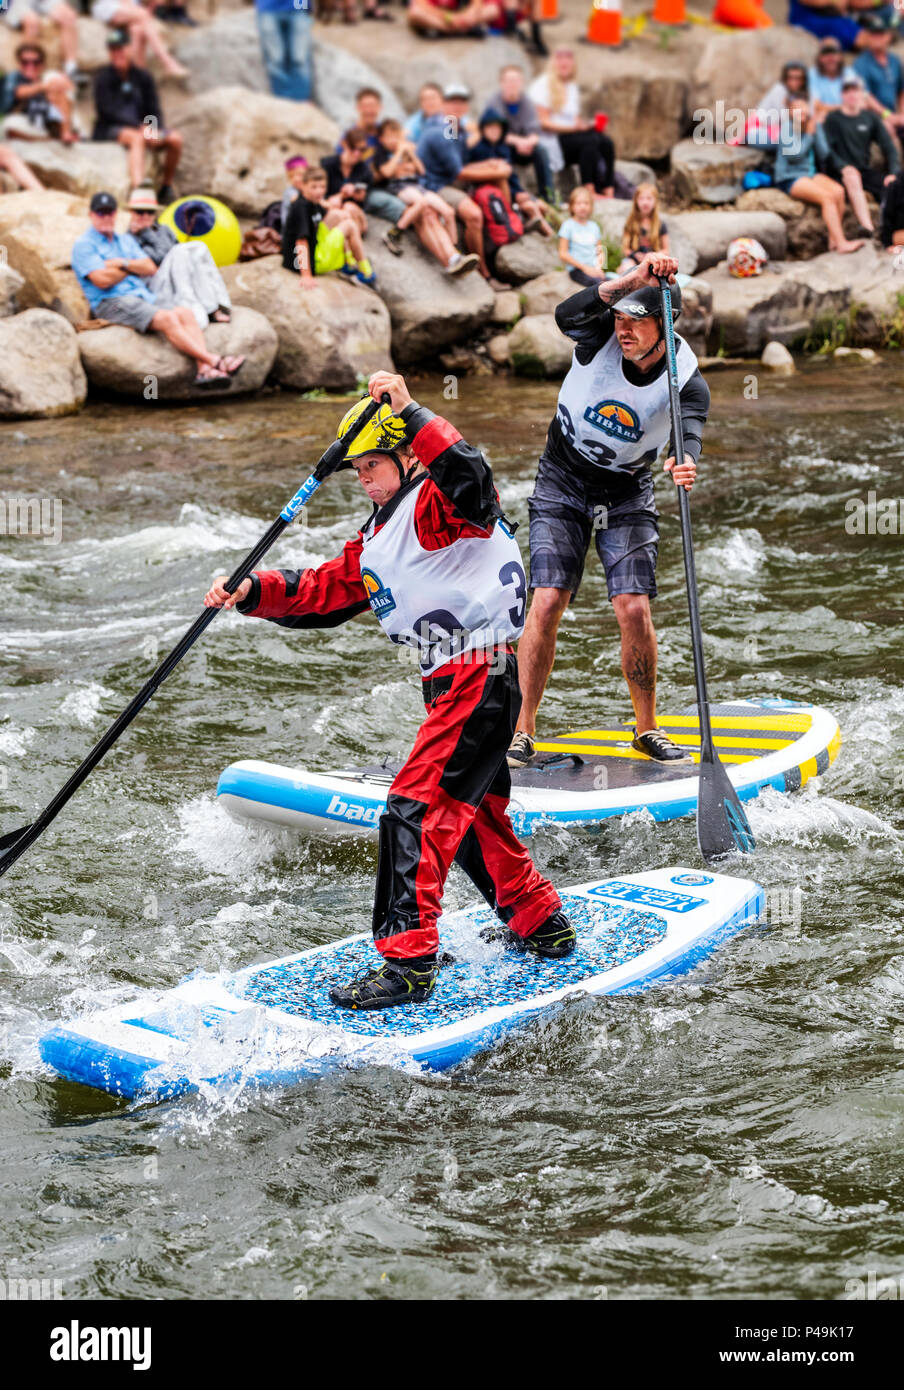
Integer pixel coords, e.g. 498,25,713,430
204,371,573,1011
507,251,708,768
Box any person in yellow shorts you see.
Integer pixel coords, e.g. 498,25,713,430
281,165,376,287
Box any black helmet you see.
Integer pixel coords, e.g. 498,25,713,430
612,282,681,321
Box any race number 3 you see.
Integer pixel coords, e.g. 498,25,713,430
499,561,527,626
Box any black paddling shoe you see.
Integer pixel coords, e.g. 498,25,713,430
329,958,438,1011
481,910,576,959
632,729,693,762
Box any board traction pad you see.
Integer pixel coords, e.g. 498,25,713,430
240,895,666,1038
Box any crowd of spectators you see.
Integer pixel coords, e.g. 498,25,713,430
756,18,904,250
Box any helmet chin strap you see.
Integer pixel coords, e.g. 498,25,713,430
636,324,666,363
389,451,419,486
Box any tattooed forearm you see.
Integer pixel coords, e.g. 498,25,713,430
598,267,645,308
626,644,656,694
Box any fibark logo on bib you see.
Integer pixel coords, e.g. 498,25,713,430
583,400,644,444
361,568,396,617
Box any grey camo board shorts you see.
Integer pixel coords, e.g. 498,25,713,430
527,452,660,601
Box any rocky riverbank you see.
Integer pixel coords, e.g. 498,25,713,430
1,4,902,416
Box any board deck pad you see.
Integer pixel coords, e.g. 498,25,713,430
216,698,841,837
39,868,764,1101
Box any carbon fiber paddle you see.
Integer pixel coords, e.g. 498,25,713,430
0,392,389,880
657,276,755,863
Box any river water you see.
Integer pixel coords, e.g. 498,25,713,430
0,362,902,1302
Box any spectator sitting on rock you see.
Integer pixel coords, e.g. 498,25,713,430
470,110,554,235
776,95,865,251
373,117,478,272
93,30,183,206
809,37,857,119
489,63,555,204
282,165,376,288
407,0,497,40
127,185,234,328
404,81,443,143
0,0,83,86
617,183,669,273
321,126,372,239
557,186,605,286
346,87,414,243
71,191,243,389
0,42,78,144
787,0,867,52
853,14,904,140
0,140,44,189
528,47,616,198
823,73,899,235
757,61,809,130
280,154,308,229
90,0,189,79
418,81,514,285
879,165,904,250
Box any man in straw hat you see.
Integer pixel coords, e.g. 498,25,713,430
127,186,233,329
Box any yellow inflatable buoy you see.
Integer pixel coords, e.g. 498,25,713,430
158,195,242,267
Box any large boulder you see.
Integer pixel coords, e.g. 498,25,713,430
0,309,87,418
507,314,572,378
520,270,573,317
706,243,901,355
77,304,277,400
670,210,787,271
678,276,714,357
17,141,132,206
670,139,767,205
495,233,562,284
175,88,339,217
221,256,392,389
0,17,107,74
175,12,404,130
324,28,526,117
690,26,819,120
0,264,26,318
616,159,657,190
0,190,91,321
584,58,689,161
361,233,493,362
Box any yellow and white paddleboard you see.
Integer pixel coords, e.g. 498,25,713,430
216,698,841,838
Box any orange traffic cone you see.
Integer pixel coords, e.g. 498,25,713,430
587,0,621,45
539,0,558,18
652,0,686,21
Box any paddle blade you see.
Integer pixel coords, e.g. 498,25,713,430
696,755,755,864
0,823,31,855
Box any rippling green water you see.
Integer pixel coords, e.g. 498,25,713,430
1,362,903,1301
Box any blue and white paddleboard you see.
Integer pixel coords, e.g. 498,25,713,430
216,698,841,838
40,867,763,1102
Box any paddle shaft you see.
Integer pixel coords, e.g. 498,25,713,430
0,393,387,879
656,277,716,763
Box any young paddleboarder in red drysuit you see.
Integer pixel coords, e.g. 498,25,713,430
204,371,574,1009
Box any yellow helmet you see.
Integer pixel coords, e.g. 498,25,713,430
336,396,408,463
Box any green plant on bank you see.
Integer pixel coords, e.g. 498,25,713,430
798,295,904,353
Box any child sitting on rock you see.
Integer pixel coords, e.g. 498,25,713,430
320,127,372,239
469,109,554,237
281,165,377,289
557,186,605,286
617,183,669,274
373,118,463,251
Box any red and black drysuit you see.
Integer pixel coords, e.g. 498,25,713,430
237,406,561,961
